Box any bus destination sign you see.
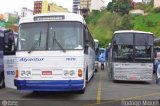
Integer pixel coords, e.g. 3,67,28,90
34,15,65,21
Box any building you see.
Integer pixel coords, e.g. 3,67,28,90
154,0,160,8
34,0,69,14
34,1,42,14
42,0,48,13
73,0,80,13
129,9,145,15
80,0,91,10
90,0,105,11
79,0,91,15
0,14,4,20
142,0,151,3
79,0,105,16
21,7,33,17
49,3,69,12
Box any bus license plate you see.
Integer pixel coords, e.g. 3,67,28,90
42,71,52,76
129,76,137,80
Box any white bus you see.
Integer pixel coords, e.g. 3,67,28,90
13,13,95,93
108,30,154,81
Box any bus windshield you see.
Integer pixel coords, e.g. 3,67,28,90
113,33,153,62
18,22,83,51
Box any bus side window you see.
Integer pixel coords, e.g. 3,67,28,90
84,28,89,54
4,30,15,55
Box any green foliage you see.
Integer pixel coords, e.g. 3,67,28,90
85,0,160,47
86,11,134,47
4,14,18,28
115,15,133,30
86,9,160,47
85,10,101,25
107,0,133,15
153,7,160,13
0,21,6,27
133,13,160,37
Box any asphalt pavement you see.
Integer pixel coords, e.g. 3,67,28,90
0,63,160,106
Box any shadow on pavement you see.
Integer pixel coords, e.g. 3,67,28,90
113,80,151,85
23,91,81,99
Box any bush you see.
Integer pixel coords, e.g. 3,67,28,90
153,7,160,13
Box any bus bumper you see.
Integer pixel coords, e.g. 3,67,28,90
14,80,84,91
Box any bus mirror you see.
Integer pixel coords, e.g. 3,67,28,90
84,45,89,54
85,30,89,42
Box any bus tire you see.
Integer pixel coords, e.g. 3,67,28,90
78,67,88,94
79,87,85,94
32,91,42,94
95,69,97,72
86,67,88,83
108,72,113,81
0,72,5,89
92,71,95,79
108,72,112,80
78,78,86,94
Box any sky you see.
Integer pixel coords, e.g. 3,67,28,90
0,0,142,15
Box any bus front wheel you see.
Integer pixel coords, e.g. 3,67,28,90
79,68,88,94
78,87,85,94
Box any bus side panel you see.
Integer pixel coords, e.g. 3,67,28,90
4,55,17,89
0,35,3,73
84,47,95,81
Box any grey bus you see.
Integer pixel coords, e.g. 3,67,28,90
107,30,154,81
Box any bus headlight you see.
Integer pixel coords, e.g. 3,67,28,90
20,70,32,77
70,70,75,76
63,70,69,76
21,70,25,77
26,71,31,76
63,70,76,77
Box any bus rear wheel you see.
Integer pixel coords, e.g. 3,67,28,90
108,72,113,82
95,69,97,72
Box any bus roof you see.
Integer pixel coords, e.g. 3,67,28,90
114,30,153,35
19,13,86,25
154,38,160,42
99,48,106,50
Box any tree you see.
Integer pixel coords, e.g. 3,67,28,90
107,0,134,15
115,15,133,30
107,2,113,11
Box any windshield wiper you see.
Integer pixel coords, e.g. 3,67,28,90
52,31,66,52
28,31,42,53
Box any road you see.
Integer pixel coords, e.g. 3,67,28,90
0,63,160,106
